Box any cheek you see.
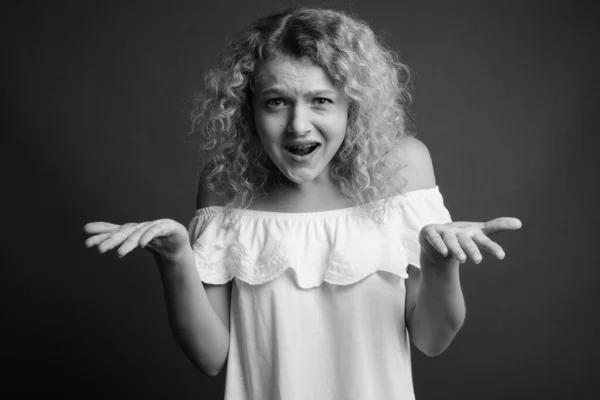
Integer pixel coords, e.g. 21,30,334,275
254,116,284,148
323,114,348,143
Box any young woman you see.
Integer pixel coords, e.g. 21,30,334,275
84,7,521,399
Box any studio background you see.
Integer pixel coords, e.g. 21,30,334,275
3,0,599,398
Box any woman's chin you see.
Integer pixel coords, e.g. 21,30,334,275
284,172,317,185
272,155,332,186
279,166,323,185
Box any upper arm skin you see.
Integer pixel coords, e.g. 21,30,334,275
396,136,437,333
196,161,233,332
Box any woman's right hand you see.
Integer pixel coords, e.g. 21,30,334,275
83,219,190,261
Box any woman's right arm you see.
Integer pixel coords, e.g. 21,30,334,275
155,243,231,378
83,164,232,377
158,167,234,377
159,172,234,377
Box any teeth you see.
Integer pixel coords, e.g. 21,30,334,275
287,143,319,156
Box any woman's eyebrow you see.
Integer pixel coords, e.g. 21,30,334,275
306,89,338,97
258,87,285,96
258,87,338,97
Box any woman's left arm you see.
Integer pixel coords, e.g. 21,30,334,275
406,218,521,357
397,137,521,356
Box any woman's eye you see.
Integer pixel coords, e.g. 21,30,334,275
266,98,286,108
314,98,333,106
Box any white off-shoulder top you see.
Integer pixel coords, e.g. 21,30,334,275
187,186,452,400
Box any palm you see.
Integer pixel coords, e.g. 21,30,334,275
418,217,522,264
84,219,190,259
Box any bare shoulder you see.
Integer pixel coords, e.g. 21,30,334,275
395,136,437,193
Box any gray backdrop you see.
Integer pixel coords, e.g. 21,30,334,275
3,0,599,398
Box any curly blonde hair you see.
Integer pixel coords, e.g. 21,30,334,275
190,7,413,222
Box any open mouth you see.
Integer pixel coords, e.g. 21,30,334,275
285,143,320,157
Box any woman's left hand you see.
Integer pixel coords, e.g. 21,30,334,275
418,217,522,265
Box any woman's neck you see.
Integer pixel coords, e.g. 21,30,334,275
251,173,354,213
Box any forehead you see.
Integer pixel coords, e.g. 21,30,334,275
253,56,337,92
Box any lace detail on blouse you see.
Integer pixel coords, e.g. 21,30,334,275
188,186,452,289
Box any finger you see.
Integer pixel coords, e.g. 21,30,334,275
482,217,522,236
441,232,467,263
116,222,154,258
139,221,167,248
456,232,483,264
424,229,449,257
84,222,121,234
85,233,112,248
472,232,505,260
97,223,141,254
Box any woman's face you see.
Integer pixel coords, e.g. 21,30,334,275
252,56,349,186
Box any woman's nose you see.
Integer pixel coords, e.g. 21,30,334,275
288,105,313,135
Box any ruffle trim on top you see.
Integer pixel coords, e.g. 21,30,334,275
187,186,452,289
